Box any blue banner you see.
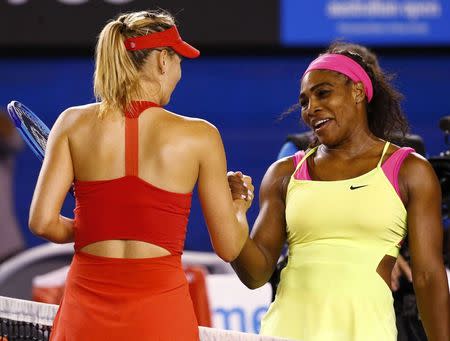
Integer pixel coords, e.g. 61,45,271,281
281,0,450,46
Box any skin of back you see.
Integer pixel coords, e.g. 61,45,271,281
28,14,252,262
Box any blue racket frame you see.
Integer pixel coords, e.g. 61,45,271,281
7,100,74,197
7,100,49,162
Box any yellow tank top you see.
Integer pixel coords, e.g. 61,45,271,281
260,142,407,341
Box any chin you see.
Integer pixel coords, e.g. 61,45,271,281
317,134,339,147
315,132,328,144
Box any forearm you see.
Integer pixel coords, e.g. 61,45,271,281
30,215,74,244
414,269,450,341
208,206,249,262
231,237,275,289
233,209,250,255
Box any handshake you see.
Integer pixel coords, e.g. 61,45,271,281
227,171,254,209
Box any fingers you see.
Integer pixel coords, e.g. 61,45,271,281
390,254,413,292
391,262,401,292
391,279,400,292
397,254,413,282
227,172,247,200
242,175,252,185
228,171,243,178
227,171,254,201
242,176,254,201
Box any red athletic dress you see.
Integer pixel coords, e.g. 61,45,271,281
50,101,199,341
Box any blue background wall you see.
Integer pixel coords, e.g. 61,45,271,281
1,54,449,251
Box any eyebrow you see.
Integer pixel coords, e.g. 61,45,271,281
299,82,334,99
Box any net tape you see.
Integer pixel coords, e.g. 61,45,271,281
0,296,292,341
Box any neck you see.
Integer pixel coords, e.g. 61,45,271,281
321,132,380,159
133,79,165,106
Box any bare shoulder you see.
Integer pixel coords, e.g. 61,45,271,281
267,156,296,179
402,152,434,174
164,109,221,144
400,152,438,189
165,109,217,133
386,141,434,183
53,103,99,133
260,156,296,198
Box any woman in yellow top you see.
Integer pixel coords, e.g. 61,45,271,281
229,43,450,340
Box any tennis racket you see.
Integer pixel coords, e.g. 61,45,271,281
7,101,48,162
7,100,74,196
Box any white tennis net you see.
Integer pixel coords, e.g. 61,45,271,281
0,295,293,341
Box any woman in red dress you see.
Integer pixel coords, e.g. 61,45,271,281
29,9,253,341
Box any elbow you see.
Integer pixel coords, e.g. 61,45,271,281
214,237,247,263
243,280,266,290
412,273,429,288
234,271,268,290
229,261,270,289
412,268,443,290
217,249,240,263
28,214,52,237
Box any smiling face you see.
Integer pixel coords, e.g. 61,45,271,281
300,69,366,146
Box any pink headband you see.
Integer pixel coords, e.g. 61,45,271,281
303,53,373,102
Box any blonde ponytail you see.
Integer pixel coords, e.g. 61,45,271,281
93,10,175,118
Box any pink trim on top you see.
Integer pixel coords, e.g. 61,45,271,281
293,150,306,168
293,150,309,180
381,147,414,198
292,147,414,200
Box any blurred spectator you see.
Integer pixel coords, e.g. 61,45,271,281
0,109,25,263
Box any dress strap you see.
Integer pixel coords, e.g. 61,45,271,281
376,141,391,168
125,117,139,176
294,146,318,173
125,101,160,176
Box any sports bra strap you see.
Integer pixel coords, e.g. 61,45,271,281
125,101,160,176
377,141,391,168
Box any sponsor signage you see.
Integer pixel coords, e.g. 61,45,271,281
206,274,271,333
281,0,450,46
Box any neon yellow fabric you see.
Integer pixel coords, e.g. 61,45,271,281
260,142,407,341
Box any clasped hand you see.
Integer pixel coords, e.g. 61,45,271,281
227,171,254,211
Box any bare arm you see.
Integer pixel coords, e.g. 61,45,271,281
29,110,75,243
196,122,252,262
402,153,450,341
230,158,292,289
